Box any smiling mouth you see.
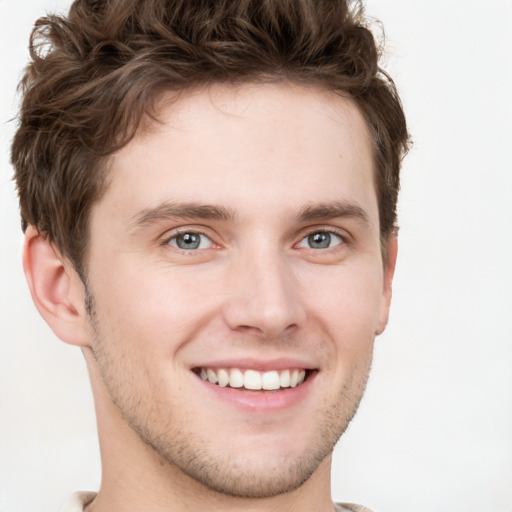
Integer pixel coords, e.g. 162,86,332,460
193,367,312,391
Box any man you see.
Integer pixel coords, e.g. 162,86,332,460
11,0,409,510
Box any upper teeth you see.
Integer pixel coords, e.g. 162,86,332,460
198,368,307,390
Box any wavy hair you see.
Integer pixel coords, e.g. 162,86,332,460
12,0,409,275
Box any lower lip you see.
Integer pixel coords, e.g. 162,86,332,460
195,372,317,414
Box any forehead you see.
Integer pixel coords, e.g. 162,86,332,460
149,83,373,169
98,82,376,225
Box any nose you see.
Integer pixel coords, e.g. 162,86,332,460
222,246,307,338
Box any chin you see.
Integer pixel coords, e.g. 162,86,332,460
131,394,360,499
155,439,331,499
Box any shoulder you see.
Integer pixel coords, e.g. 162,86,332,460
61,495,374,512
61,491,97,512
335,503,377,512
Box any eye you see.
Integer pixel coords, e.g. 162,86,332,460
167,232,213,250
298,231,344,250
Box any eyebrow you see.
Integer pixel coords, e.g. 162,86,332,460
296,201,370,225
129,199,370,232
130,201,237,229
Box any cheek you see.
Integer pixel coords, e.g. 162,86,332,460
301,262,384,346
89,258,221,353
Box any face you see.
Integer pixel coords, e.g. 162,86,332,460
84,83,394,498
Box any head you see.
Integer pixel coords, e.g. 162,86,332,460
12,0,408,278
12,0,409,504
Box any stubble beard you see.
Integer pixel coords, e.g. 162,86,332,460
85,285,372,499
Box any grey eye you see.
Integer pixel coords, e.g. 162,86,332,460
168,232,212,250
299,231,343,249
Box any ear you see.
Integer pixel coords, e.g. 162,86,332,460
23,226,91,347
376,235,398,335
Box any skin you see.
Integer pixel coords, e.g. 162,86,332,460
24,82,397,512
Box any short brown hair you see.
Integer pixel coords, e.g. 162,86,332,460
12,0,409,276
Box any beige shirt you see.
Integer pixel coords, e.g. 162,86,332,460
61,491,375,512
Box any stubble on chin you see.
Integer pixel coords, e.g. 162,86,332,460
85,285,373,499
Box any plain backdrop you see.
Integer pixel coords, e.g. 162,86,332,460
1,1,511,511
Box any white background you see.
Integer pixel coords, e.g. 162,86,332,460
1,1,511,511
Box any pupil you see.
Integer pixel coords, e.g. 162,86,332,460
178,233,200,249
309,232,330,249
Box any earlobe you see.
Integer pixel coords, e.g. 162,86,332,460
375,235,398,335
23,226,90,347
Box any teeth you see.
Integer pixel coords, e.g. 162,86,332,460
206,369,218,384
217,368,229,387
279,369,290,388
290,369,299,388
229,368,244,388
198,367,308,390
244,370,262,390
262,370,280,390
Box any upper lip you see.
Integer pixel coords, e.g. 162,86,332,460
190,357,318,372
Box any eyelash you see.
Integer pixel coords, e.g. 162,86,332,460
162,227,348,252
162,229,214,251
296,229,346,250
